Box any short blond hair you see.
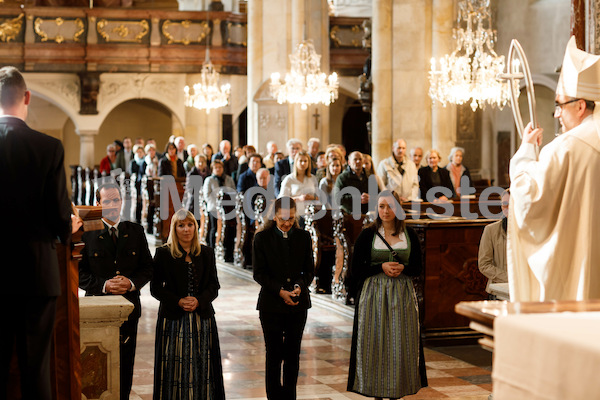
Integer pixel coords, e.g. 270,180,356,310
166,209,201,258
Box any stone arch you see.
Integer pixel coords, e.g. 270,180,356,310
24,73,81,131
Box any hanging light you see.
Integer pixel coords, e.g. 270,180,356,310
184,16,230,114
429,0,512,112
269,0,339,111
270,40,339,111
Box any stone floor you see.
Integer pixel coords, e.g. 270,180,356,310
128,256,492,400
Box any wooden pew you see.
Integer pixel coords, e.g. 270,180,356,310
303,205,335,294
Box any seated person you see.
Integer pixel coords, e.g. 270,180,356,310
279,151,319,217
100,143,118,175
418,149,455,202
478,189,510,299
237,153,263,194
159,142,186,178
445,147,472,197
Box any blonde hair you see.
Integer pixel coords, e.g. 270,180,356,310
292,151,312,178
425,149,442,162
166,209,201,258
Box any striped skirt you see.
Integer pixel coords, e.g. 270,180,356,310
352,273,422,398
153,313,225,400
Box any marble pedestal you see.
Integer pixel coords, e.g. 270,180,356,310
79,296,134,400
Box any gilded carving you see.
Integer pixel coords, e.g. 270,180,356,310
226,22,247,47
97,19,149,43
0,13,24,43
330,24,363,48
34,17,85,44
161,19,209,45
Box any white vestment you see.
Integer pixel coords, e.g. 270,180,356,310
376,155,419,200
508,114,600,301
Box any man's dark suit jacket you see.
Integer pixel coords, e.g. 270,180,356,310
274,158,292,196
0,116,71,296
151,245,219,320
78,221,153,318
212,152,238,177
237,168,258,193
252,226,314,313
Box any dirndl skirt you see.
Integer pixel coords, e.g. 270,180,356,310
352,272,422,398
153,312,225,400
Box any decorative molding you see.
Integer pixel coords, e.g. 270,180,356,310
34,17,85,44
0,13,24,43
330,24,362,48
161,19,209,45
97,19,149,43
258,110,286,129
225,22,247,47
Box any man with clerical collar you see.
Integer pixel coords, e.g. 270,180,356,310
377,138,419,201
78,183,153,399
508,36,600,302
335,151,374,215
253,197,313,400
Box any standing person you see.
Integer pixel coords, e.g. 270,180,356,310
0,66,72,400
203,160,236,248
274,138,303,196
116,137,134,173
418,149,455,202
263,140,278,170
212,139,238,177
335,151,372,215
184,143,199,173
376,139,419,201
253,197,314,400
307,137,320,165
151,209,225,400
319,157,342,208
410,147,424,168
479,190,510,298
130,144,147,224
100,143,118,175
202,143,214,169
509,37,600,301
363,154,385,191
445,147,471,197
78,183,154,399
159,142,186,178
174,136,188,162
144,143,160,234
347,191,426,399
279,151,319,216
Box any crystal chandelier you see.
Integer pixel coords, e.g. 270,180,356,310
270,40,339,111
429,0,511,112
184,37,230,114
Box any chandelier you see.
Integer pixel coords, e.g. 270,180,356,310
429,0,511,112
184,29,230,114
269,40,339,111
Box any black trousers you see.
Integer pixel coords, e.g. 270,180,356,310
259,310,307,400
1,296,57,400
120,316,139,399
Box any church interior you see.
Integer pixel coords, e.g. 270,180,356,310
2,0,598,399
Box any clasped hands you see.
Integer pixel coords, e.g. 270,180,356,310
105,275,132,295
280,286,301,306
178,296,199,312
382,261,404,278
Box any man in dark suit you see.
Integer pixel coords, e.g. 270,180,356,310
0,66,72,400
274,138,303,196
212,139,238,177
79,183,153,399
253,197,314,400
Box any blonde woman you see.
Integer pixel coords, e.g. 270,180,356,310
279,151,319,215
151,209,225,399
362,153,385,191
417,149,455,202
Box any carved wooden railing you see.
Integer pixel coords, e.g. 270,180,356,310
233,192,246,268
214,189,226,261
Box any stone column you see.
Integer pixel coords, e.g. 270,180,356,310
77,130,97,168
431,0,456,157
290,0,309,145
371,0,393,168
247,0,263,147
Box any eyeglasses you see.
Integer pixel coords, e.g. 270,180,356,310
554,98,581,116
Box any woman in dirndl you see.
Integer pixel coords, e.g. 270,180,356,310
347,190,427,399
151,209,225,400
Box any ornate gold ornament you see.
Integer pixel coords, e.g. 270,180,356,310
97,19,149,43
0,13,24,43
34,17,85,44
162,19,209,45
329,24,362,48
226,22,246,47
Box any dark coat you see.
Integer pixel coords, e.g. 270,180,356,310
158,155,186,178
0,116,71,296
212,152,238,177
78,221,154,319
274,157,292,196
334,166,374,214
418,166,456,200
130,159,147,182
151,245,219,320
252,226,314,313
237,168,258,193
